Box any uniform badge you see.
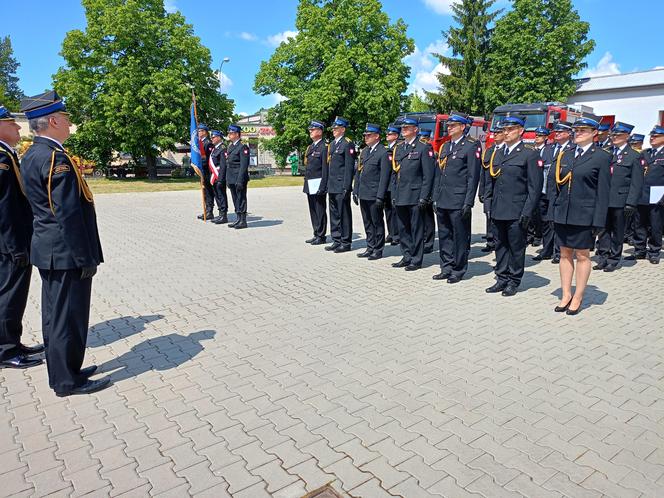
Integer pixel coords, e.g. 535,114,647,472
475,147,481,159
537,159,543,168
0,163,9,170
54,164,70,174
243,148,249,155
350,148,355,155
428,150,433,157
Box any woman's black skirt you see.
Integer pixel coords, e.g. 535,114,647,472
554,223,594,250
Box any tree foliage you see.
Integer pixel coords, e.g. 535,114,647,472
406,92,432,113
254,0,414,165
0,36,23,111
55,0,233,176
486,0,594,110
427,0,500,116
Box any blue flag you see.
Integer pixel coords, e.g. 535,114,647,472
189,102,203,178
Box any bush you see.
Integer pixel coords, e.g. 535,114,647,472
170,167,184,178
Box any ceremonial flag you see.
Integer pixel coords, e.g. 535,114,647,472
189,96,204,178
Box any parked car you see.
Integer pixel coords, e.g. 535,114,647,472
109,156,180,178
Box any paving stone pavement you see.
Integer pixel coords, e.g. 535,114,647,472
1,186,664,498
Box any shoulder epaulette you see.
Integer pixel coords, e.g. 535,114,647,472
602,146,612,152
523,144,536,150
344,137,351,143
466,136,477,143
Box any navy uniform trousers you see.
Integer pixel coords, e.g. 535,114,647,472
360,199,385,253
228,183,247,214
423,204,435,251
597,207,627,265
634,204,663,259
397,205,424,266
329,193,353,247
494,219,527,287
0,255,31,361
384,191,399,242
213,180,228,215
436,208,471,277
307,193,327,239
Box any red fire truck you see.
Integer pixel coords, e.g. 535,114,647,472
394,112,488,153
485,102,612,148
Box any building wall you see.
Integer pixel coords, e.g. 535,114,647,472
568,85,664,147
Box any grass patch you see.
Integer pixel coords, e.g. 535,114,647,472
88,175,303,194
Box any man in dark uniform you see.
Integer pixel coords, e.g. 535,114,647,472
628,125,664,264
384,124,400,246
596,122,611,148
629,134,645,152
534,122,574,262
209,130,228,224
325,117,356,253
595,122,644,271
391,117,436,271
479,124,505,253
20,91,107,396
485,115,543,296
528,127,550,246
303,120,328,245
432,113,481,283
197,124,215,221
624,134,646,244
353,123,391,260
0,106,44,369
418,129,436,254
225,124,250,229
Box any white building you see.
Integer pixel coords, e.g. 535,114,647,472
568,68,664,147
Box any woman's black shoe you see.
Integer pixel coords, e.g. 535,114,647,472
554,299,572,312
566,302,583,315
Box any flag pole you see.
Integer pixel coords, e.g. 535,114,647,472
192,90,207,222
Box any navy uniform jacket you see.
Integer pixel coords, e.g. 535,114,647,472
639,147,664,205
608,145,644,208
353,143,391,201
210,144,227,183
0,142,33,256
326,136,355,194
486,141,543,221
225,140,250,186
479,144,499,214
303,140,328,195
392,139,435,207
552,145,611,227
201,137,213,181
386,141,398,196
433,136,481,209
21,136,103,270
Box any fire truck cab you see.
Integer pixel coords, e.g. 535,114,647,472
394,112,488,153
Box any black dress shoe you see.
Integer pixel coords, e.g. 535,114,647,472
202,213,213,221
424,247,434,254
368,252,382,260
392,258,409,268
357,250,371,258
531,239,542,247
649,258,660,265
592,262,606,270
554,299,572,312
625,253,646,260
197,214,204,220
56,378,111,397
532,254,551,261
404,264,421,271
311,237,326,245
212,215,228,225
18,343,45,355
325,242,341,251
501,285,518,297
80,365,98,378
390,240,400,246
480,245,494,253
566,302,583,315
0,354,43,369
551,257,560,264
486,282,507,293
603,264,617,272
385,236,393,243
432,271,451,280
447,275,462,284
305,237,317,244
333,245,351,253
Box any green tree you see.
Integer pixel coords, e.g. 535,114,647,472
0,36,24,111
254,0,414,165
427,0,500,116
55,0,233,178
486,0,594,110
406,92,432,113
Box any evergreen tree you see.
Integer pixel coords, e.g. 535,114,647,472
426,0,500,116
0,36,24,111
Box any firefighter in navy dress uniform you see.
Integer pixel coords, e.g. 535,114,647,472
353,123,391,260
209,130,228,224
628,125,664,264
552,117,611,315
197,124,215,221
418,129,436,254
20,91,108,396
384,124,400,246
595,122,643,271
479,124,505,253
303,120,328,245
0,106,44,370
432,113,481,283
225,124,250,229
390,117,435,271
325,117,356,253
484,115,542,297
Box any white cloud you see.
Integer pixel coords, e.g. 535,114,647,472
422,0,456,15
216,71,233,90
238,112,249,117
164,0,177,13
266,30,298,47
271,93,288,105
583,51,621,77
405,40,450,95
239,32,258,41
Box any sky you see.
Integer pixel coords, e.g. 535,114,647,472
4,0,663,116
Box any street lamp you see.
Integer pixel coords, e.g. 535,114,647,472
218,57,231,93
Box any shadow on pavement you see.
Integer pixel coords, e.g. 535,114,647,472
97,330,216,382
88,314,165,347
550,284,608,308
